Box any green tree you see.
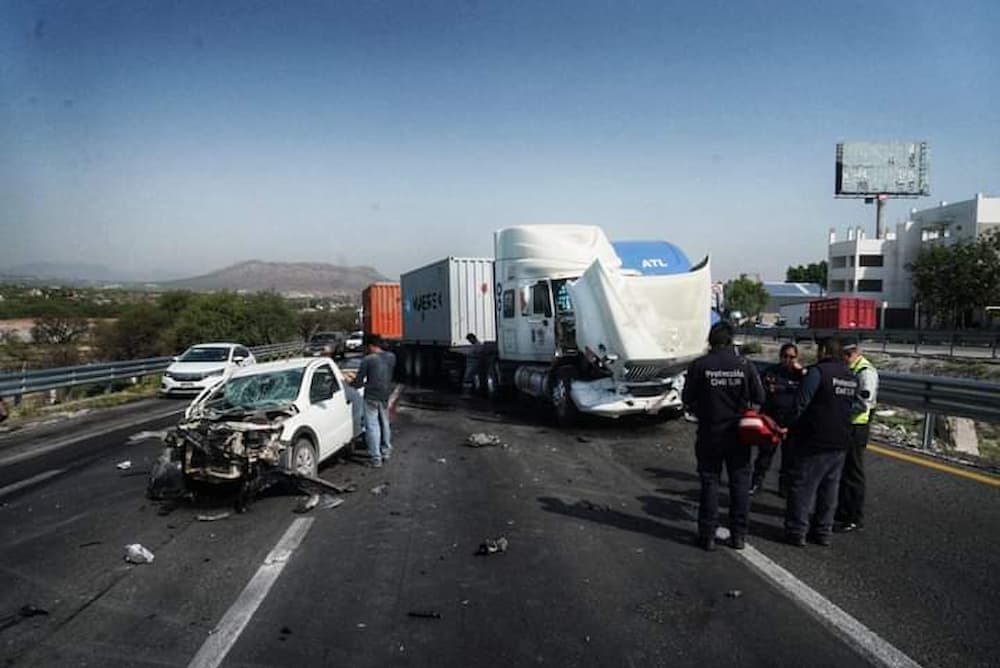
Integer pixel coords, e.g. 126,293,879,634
909,232,1000,328
94,302,171,360
723,274,769,320
785,261,828,288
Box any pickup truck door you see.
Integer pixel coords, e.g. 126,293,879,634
305,363,354,459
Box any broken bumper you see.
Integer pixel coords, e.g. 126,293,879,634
569,377,683,417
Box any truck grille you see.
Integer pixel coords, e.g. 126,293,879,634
623,363,672,382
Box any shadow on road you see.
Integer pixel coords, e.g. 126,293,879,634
538,495,696,548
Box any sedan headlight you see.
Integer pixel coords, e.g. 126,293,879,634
163,371,175,379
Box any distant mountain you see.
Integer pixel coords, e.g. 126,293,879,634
158,260,388,296
1,261,119,282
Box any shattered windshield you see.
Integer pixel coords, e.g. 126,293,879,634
219,369,305,409
179,347,231,363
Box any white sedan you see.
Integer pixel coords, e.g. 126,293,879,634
160,343,255,396
173,357,363,483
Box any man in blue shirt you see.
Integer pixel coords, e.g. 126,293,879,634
351,335,397,468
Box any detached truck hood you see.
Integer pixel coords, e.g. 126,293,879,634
568,257,711,377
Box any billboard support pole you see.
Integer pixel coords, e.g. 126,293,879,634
875,196,886,239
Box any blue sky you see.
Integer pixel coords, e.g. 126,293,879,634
2,0,998,282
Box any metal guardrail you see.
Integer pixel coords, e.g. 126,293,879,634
740,327,1000,358
0,341,305,399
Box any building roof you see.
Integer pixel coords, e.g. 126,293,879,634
762,282,824,297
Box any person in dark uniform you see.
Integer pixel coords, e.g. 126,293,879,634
682,321,765,551
784,336,858,547
751,343,806,497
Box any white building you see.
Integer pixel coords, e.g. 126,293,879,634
827,194,1000,326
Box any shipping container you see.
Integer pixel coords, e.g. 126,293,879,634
401,257,495,347
808,297,877,330
362,282,402,340
778,301,811,328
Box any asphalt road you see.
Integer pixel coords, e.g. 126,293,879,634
1,388,997,667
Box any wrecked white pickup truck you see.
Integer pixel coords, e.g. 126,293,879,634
149,357,363,505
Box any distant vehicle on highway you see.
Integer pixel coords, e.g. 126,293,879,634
345,330,364,352
171,357,362,485
306,331,346,359
160,343,255,396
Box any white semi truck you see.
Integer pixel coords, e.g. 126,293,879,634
396,225,712,424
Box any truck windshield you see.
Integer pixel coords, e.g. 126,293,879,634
220,369,304,409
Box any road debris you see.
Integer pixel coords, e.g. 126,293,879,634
370,483,389,495
476,536,509,555
196,511,231,522
147,448,186,500
128,430,169,443
726,589,743,599
0,605,49,632
407,610,442,619
294,494,320,513
466,433,503,448
124,544,155,564
576,436,590,443
435,457,447,464
79,541,102,548
356,623,367,629
116,460,132,471
317,495,344,510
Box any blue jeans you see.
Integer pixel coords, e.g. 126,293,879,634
364,399,392,462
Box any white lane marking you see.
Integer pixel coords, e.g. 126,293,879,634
187,518,315,668
0,468,66,498
737,544,924,668
127,430,170,443
0,406,183,467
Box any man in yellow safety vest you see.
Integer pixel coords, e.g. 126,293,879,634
834,336,879,533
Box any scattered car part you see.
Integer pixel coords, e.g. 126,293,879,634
476,536,509,555
124,544,155,564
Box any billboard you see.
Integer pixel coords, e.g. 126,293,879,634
835,141,929,197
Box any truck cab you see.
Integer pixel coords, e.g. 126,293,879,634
491,225,712,423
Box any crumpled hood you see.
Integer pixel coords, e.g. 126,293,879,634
568,257,711,377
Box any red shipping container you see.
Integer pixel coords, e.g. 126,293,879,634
808,297,877,330
362,283,403,340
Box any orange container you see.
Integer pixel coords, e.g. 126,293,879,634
362,282,402,340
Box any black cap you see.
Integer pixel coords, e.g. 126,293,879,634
842,335,860,351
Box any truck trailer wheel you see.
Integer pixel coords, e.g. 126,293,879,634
550,372,579,427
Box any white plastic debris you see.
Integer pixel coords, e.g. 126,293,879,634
124,543,154,564
196,511,231,522
370,483,389,495
116,460,132,471
466,433,502,448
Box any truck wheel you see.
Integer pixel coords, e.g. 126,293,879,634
486,360,503,400
286,437,318,477
551,373,579,427
413,350,424,384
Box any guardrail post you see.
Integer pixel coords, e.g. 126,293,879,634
921,413,935,450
